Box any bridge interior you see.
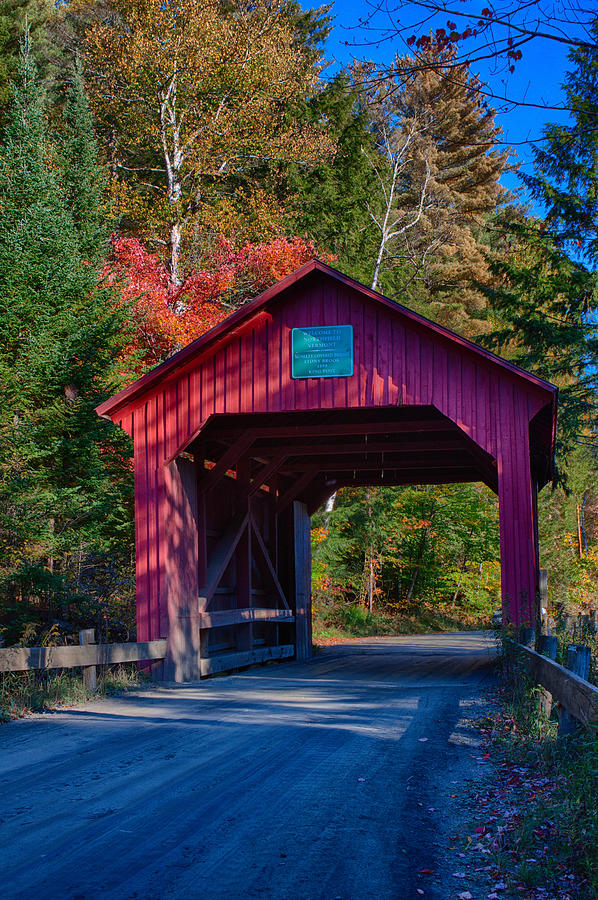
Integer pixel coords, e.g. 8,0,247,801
186,405,499,674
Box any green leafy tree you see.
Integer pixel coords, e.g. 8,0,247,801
312,482,499,626
70,0,331,283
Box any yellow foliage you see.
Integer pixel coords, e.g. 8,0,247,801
71,0,333,258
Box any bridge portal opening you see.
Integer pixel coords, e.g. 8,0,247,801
97,261,557,681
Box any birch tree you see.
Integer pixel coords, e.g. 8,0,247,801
357,46,511,333
73,0,330,283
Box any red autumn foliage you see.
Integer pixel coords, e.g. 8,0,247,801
104,234,333,370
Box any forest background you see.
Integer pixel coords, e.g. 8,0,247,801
0,0,597,647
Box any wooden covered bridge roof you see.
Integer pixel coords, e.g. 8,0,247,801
98,258,557,504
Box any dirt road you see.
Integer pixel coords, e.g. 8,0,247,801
1,632,497,900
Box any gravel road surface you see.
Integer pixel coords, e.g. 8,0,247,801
1,631,497,900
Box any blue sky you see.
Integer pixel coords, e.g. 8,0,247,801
321,0,584,204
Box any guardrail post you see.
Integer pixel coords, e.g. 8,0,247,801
558,644,591,737
536,635,558,717
537,634,557,660
79,629,97,692
519,626,536,648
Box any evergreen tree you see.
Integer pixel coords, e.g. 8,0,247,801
284,72,381,287
482,21,598,477
482,218,598,472
60,63,109,263
523,18,598,264
0,0,58,123
0,38,132,644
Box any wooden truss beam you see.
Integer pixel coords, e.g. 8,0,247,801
280,457,478,473
198,608,294,629
248,450,288,498
200,512,249,606
279,438,468,458
199,431,255,493
206,417,457,445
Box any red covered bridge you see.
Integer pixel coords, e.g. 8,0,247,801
97,261,557,681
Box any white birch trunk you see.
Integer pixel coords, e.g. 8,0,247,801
159,67,184,286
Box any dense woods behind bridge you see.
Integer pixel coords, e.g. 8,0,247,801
0,1,597,702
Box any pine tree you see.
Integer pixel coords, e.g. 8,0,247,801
482,218,597,472
0,0,58,123
284,72,381,287
481,17,598,478
357,46,511,333
60,62,109,263
523,18,598,264
0,38,132,644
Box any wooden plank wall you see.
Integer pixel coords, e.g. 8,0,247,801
124,277,552,643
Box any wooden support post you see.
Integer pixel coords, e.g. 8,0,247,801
537,635,557,660
497,414,538,628
293,500,312,661
236,461,252,654
537,634,558,718
164,458,201,682
558,645,591,737
79,629,97,692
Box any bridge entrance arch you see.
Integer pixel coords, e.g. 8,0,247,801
97,261,557,681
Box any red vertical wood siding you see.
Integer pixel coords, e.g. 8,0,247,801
112,272,555,638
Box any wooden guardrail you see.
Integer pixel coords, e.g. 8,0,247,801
514,641,598,732
0,639,167,673
0,629,295,684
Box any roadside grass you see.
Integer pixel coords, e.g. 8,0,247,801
313,599,490,643
0,664,146,722
475,646,598,898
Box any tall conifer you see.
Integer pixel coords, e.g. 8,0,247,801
0,38,131,642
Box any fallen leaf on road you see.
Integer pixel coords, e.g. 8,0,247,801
451,872,466,878
418,738,429,742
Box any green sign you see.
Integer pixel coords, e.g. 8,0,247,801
291,325,354,379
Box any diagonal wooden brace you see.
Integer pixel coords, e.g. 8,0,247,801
249,512,290,610
200,512,249,607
